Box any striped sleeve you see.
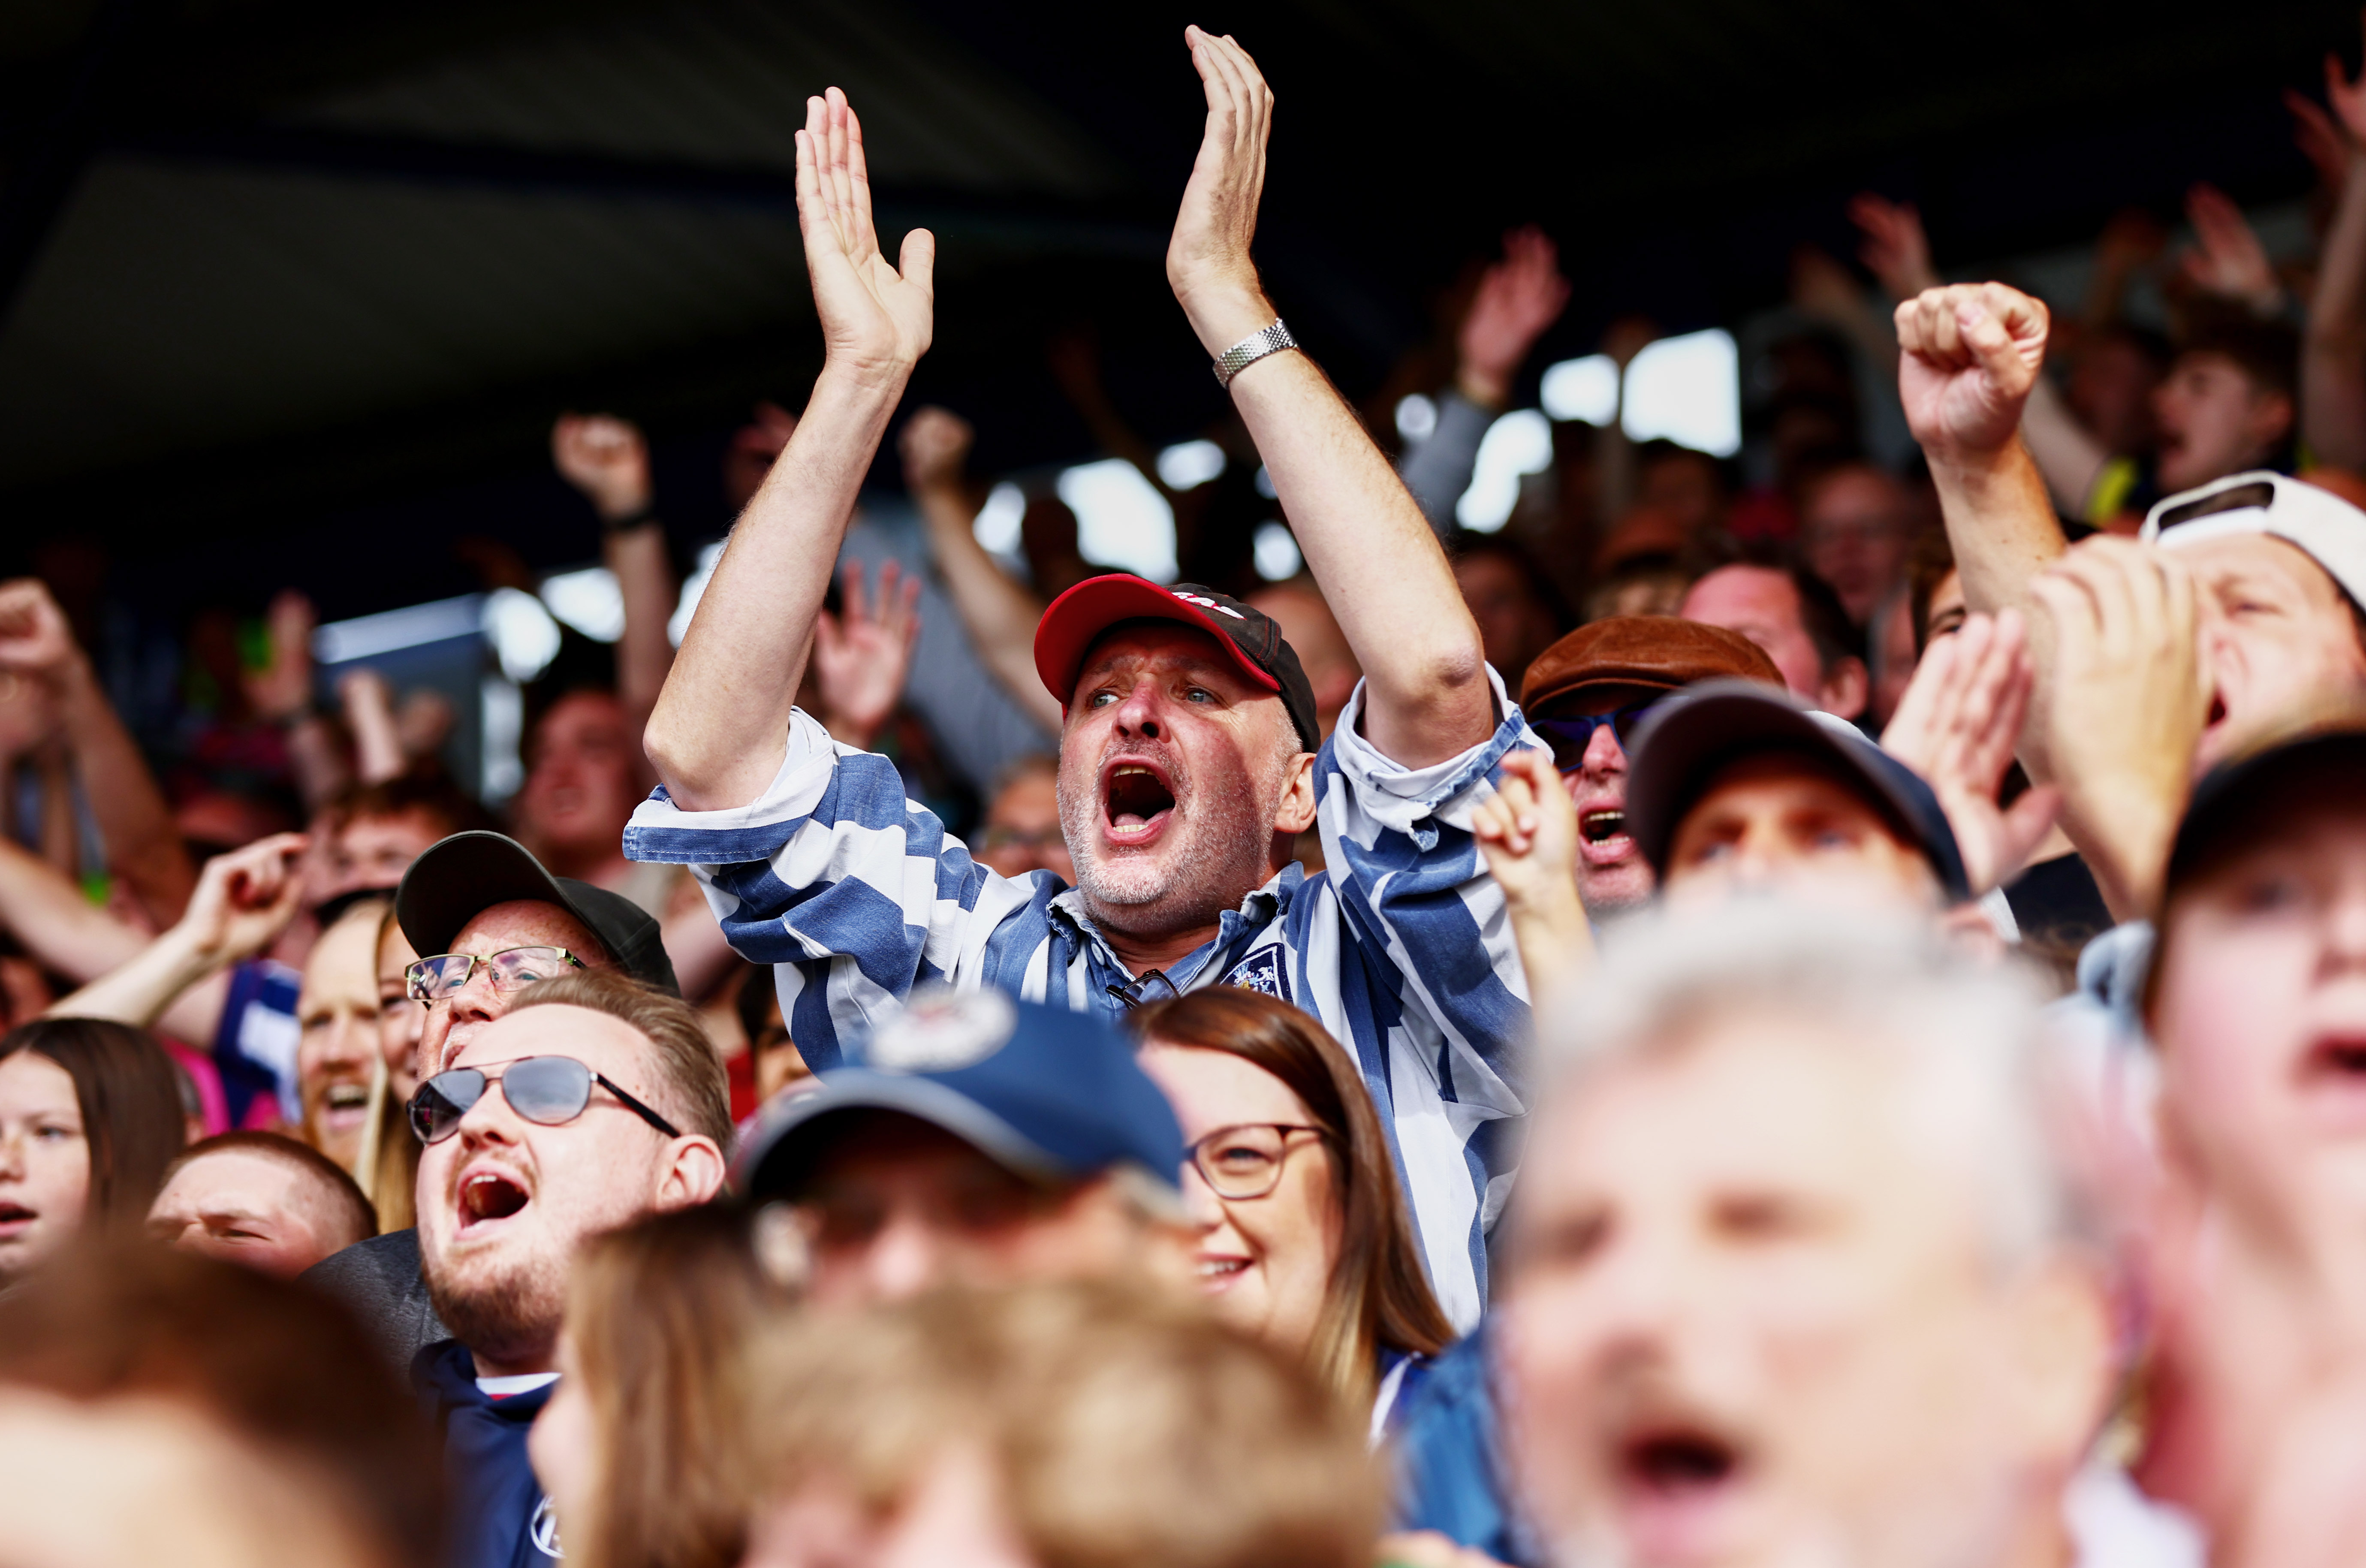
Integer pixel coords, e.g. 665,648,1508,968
621,709,1061,1062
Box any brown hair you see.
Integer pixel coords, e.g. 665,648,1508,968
562,1206,790,1568
368,902,419,1233
0,1019,186,1230
161,1131,377,1251
506,970,732,1151
0,1239,440,1567
1126,989,1453,1403
747,1281,1382,1568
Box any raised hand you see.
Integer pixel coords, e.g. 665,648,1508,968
552,413,654,523
1167,26,1278,353
2028,537,2212,919
2179,184,2284,316
0,579,77,682
1879,609,2061,896
1471,746,1593,1005
181,832,310,965
1895,283,2050,467
242,591,316,724
898,405,975,495
2330,17,2366,145
796,87,934,387
1849,193,1941,301
1458,226,1571,408
811,559,922,750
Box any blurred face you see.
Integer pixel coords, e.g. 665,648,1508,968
417,1005,692,1375
1923,570,1967,648
2152,792,2366,1249
1680,568,1836,712
1245,583,1358,741
147,1150,360,1278
1503,1021,2042,1568
418,900,612,1077
791,1114,1174,1307
324,808,443,902
1139,1044,1342,1360
1637,455,1723,537
1456,552,1561,684
377,920,424,1106
517,692,640,863
2176,534,2366,774
2066,337,2161,458
296,914,383,1170
2155,353,2292,495
1800,469,1912,627
747,1444,1037,1568
975,770,1074,884
1664,756,1940,913
1056,625,1311,937
530,1330,600,1557
0,1052,88,1285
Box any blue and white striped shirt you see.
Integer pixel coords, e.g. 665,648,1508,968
623,676,1540,1325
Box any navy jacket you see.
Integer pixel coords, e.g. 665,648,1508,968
1390,1322,1544,1567
415,1339,560,1568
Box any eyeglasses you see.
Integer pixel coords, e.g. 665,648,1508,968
407,1055,680,1145
1185,1122,1331,1200
1532,698,1666,772
405,947,585,1004
1106,969,1182,1010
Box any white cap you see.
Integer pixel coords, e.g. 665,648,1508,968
2141,470,2366,610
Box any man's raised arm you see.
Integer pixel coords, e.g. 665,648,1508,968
642,87,934,811
1164,28,1490,769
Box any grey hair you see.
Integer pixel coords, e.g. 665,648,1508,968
1540,901,2101,1276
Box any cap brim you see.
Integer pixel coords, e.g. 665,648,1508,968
395,832,593,960
1625,681,1956,896
2168,727,2366,896
1032,575,1282,709
734,1070,1073,1198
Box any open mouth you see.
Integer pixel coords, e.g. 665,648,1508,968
459,1169,530,1229
1103,761,1178,844
1622,1428,1742,1496
1580,809,1628,844
0,1201,34,1230
322,1082,371,1123
2303,1035,2366,1082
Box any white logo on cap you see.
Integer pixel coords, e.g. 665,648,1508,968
867,986,1017,1073
1172,591,1245,619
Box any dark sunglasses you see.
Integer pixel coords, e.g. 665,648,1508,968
408,1055,681,1146
1531,698,1666,771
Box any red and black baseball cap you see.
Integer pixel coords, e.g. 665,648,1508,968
1033,574,1322,752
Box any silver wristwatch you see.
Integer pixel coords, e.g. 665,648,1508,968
1213,320,1297,388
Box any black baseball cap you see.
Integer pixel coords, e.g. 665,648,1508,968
394,830,680,995
2165,719,2366,904
1625,679,1972,903
1032,574,1321,752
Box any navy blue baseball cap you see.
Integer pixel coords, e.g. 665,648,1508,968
733,987,1186,1206
1624,678,1972,903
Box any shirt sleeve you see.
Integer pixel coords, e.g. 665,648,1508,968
621,709,1055,1049
1316,669,1541,1130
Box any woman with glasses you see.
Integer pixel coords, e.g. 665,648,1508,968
1130,988,1452,1435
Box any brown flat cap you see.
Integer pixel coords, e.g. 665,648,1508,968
1519,615,1784,716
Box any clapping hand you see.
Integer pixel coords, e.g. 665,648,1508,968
796,87,934,387
1471,746,1593,1001
1458,226,1570,408
1167,26,1277,351
811,560,922,750
181,832,310,965
1880,609,2061,896
552,413,655,523
1894,283,2050,468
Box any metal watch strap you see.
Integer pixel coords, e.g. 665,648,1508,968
1213,320,1297,388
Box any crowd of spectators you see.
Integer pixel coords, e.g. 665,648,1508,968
11,18,2366,1568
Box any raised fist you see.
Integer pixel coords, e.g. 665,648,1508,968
552,413,654,523
898,406,975,494
0,579,78,681
1894,283,2050,466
